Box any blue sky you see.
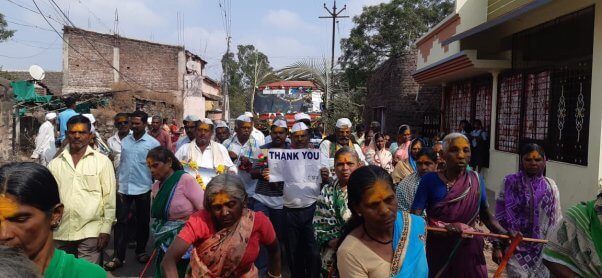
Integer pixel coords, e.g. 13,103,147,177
1,0,387,78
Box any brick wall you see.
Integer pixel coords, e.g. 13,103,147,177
63,27,182,94
365,50,442,137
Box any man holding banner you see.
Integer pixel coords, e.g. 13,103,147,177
250,119,290,276
269,122,321,278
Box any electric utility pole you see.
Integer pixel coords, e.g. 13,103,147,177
223,36,231,121
320,0,348,132
320,0,349,72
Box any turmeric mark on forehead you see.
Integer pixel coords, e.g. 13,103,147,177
211,192,232,206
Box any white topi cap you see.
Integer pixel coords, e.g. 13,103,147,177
236,115,252,122
83,113,96,124
183,115,201,122
45,112,57,120
336,118,352,129
199,118,214,126
215,120,229,129
291,122,308,133
272,119,288,129
294,112,311,122
244,111,254,118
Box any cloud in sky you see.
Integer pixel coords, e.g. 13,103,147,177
0,0,389,78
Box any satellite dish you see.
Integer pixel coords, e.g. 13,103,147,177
186,61,198,72
29,65,45,80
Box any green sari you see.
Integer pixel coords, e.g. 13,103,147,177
151,170,189,278
543,199,602,277
44,249,106,278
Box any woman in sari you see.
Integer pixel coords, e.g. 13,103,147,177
336,165,428,278
148,146,205,277
410,133,510,278
391,125,412,164
162,174,281,278
396,148,438,212
495,144,562,277
313,147,361,277
392,138,424,184
366,133,393,173
542,192,602,277
0,162,106,278
360,130,374,155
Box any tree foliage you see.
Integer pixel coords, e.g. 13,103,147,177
221,45,277,117
339,0,454,88
0,13,15,42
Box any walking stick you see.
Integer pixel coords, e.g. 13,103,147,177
493,234,523,278
138,249,157,278
426,227,548,277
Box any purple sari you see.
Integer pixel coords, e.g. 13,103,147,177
495,169,561,274
425,170,487,278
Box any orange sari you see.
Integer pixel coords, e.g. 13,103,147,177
187,209,257,278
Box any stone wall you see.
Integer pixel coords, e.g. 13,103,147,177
365,50,442,138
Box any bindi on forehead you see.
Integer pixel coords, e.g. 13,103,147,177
0,194,18,220
211,192,232,206
198,123,211,131
526,151,543,160
69,123,89,133
366,180,392,203
337,153,355,164
452,138,470,148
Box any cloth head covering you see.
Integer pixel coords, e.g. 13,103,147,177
83,113,96,133
408,138,424,171
272,119,288,129
294,112,311,122
244,111,254,118
215,120,229,129
45,112,57,120
183,115,201,122
236,115,252,122
292,122,308,132
336,118,352,129
200,118,214,126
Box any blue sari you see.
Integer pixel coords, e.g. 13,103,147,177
391,211,428,278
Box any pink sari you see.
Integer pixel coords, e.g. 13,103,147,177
187,209,257,278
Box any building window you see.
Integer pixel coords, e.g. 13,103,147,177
494,6,593,165
495,73,522,152
443,75,492,134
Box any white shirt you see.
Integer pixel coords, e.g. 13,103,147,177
107,131,130,170
264,135,291,145
175,136,192,153
223,136,261,197
319,140,366,169
251,128,266,146
174,141,236,174
32,121,56,164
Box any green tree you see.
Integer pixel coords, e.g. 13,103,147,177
0,13,15,42
339,0,454,88
221,45,276,118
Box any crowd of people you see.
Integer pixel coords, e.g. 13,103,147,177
1,97,601,278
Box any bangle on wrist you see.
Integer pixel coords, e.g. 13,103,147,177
268,272,282,278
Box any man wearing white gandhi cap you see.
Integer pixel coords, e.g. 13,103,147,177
175,118,237,183
244,111,266,146
31,112,58,166
319,118,366,170
223,115,262,198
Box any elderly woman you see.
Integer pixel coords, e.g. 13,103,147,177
148,146,205,277
396,148,438,212
543,192,602,277
411,133,510,277
495,144,561,277
161,174,281,278
336,166,428,277
0,162,106,277
365,133,393,174
391,138,424,184
313,147,361,277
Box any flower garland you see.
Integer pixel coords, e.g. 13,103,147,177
181,160,227,190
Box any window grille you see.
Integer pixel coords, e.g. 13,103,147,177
495,73,522,152
522,71,550,141
444,81,472,133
